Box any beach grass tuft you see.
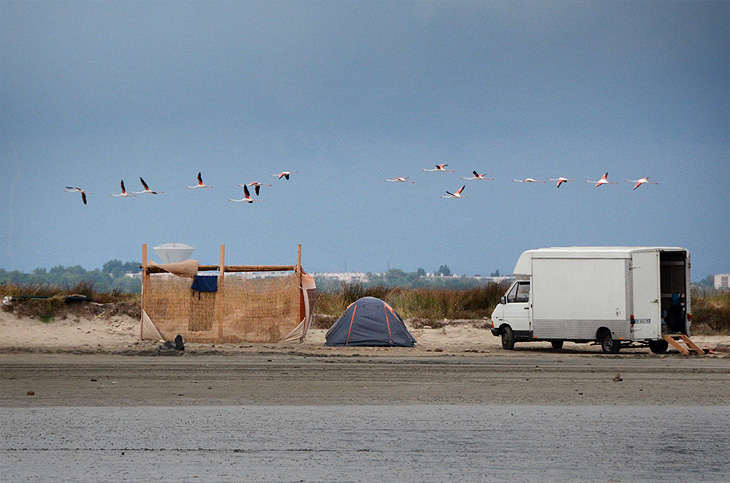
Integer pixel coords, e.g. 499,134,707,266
1,282,140,320
691,289,730,335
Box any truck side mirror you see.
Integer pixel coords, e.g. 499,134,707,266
500,296,507,304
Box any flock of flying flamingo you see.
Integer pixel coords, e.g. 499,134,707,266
65,171,298,205
65,166,656,205
387,165,658,199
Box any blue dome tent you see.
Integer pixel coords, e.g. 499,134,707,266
325,297,416,347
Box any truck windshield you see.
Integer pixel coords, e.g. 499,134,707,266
507,281,530,303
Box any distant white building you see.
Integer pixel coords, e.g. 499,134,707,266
421,273,515,284
311,271,514,285
473,275,516,284
714,274,730,291
240,271,290,279
424,272,460,278
313,272,371,284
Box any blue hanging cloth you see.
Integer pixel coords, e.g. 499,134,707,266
191,275,218,293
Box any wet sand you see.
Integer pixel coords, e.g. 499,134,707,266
3,405,729,482
2,352,729,407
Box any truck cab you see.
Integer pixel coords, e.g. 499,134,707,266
490,280,532,349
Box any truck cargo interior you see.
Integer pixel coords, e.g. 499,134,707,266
660,250,688,335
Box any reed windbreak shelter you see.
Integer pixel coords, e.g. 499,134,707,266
140,244,316,343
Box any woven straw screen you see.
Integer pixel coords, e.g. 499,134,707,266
144,273,301,343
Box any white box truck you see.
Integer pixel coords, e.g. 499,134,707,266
490,247,690,354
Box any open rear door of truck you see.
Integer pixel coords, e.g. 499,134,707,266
632,250,661,340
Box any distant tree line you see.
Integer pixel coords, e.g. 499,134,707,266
315,266,506,292
0,260,142,292
694,275,716,288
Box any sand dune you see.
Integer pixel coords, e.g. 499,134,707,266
1,311,727,357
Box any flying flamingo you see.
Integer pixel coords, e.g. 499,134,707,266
586,172,618,187
229,185,263,203
240,182,272,196
110,180,136,197
385,177,414,184
132,177,165,194
512,178,546,183
442,185,467,198
548,177,576,188
187,172,213,189
423,164,455,172
65,187,91,205
272,171,298,180
462,171,494,181
626,177,658,190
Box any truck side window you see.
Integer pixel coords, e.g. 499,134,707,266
506,282,530,303
515,282,530,303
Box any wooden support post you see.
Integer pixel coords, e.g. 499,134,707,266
217,244,225,342
298,244,305,323
297,244,302,279
140,244,148,341
219,244,226,285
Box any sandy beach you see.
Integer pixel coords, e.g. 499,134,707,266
3,312,730,482
1,312,729,407
2,310,728,356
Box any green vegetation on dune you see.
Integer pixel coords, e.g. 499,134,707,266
0,260,142,321
312,282,510,328
1,261,728,334
1,281,140,321
691,289,730,335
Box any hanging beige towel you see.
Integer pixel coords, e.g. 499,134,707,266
149,259,199,278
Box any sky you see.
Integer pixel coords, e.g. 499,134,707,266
1,0,728,280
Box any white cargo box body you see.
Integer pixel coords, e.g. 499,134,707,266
530,253,633,340
494,247,690,352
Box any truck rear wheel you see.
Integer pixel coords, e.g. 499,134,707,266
550,340,563,350
649,339,669,354
599,329,620,354
501,326,515,350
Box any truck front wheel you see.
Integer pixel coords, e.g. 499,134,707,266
501,326,515,350
599,329,620,354
551,340,563,350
